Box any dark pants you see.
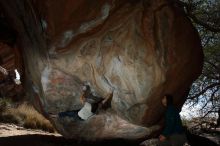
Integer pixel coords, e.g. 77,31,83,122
158,133,187,146
58,110,83,121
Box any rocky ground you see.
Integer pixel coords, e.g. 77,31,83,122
0,123,141,146
0,123,60,137
200,129,220,145
203,134,220,145
0,122,219,146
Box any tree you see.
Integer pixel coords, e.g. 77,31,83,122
178,0,220,128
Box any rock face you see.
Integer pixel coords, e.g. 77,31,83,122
0,0,203,140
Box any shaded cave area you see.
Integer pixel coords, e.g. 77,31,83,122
0,11,24,102
1,0,218,146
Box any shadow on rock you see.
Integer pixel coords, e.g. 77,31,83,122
0,134,141,146
186,130,219,146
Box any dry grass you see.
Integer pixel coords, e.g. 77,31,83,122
0,99,55,133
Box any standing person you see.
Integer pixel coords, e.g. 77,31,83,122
158,94,187,146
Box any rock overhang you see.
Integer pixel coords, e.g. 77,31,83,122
0,0,203,140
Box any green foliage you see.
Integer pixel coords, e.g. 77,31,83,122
180,0,220,129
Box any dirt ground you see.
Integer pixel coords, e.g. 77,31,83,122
1,123,219,146
200,129,220,145
0,123,140,146
0,123,60,137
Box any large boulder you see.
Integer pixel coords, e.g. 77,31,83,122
0,0,203,140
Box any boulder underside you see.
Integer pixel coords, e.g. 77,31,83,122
0,0,203,140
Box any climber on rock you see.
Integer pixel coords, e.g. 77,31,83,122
158,94,187,146
56,85,113,121
78,85,113,120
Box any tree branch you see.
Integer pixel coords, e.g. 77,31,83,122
188,82,220,100
177,0,220,32
188,14,220,32
199,87,219,110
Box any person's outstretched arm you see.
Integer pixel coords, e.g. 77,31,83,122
80,94,86,104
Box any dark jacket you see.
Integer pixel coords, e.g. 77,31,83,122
162,105,184,137
85,93,103,113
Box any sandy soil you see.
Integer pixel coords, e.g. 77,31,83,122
0,123,140,146
1,123,219,146
0,123,61,137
